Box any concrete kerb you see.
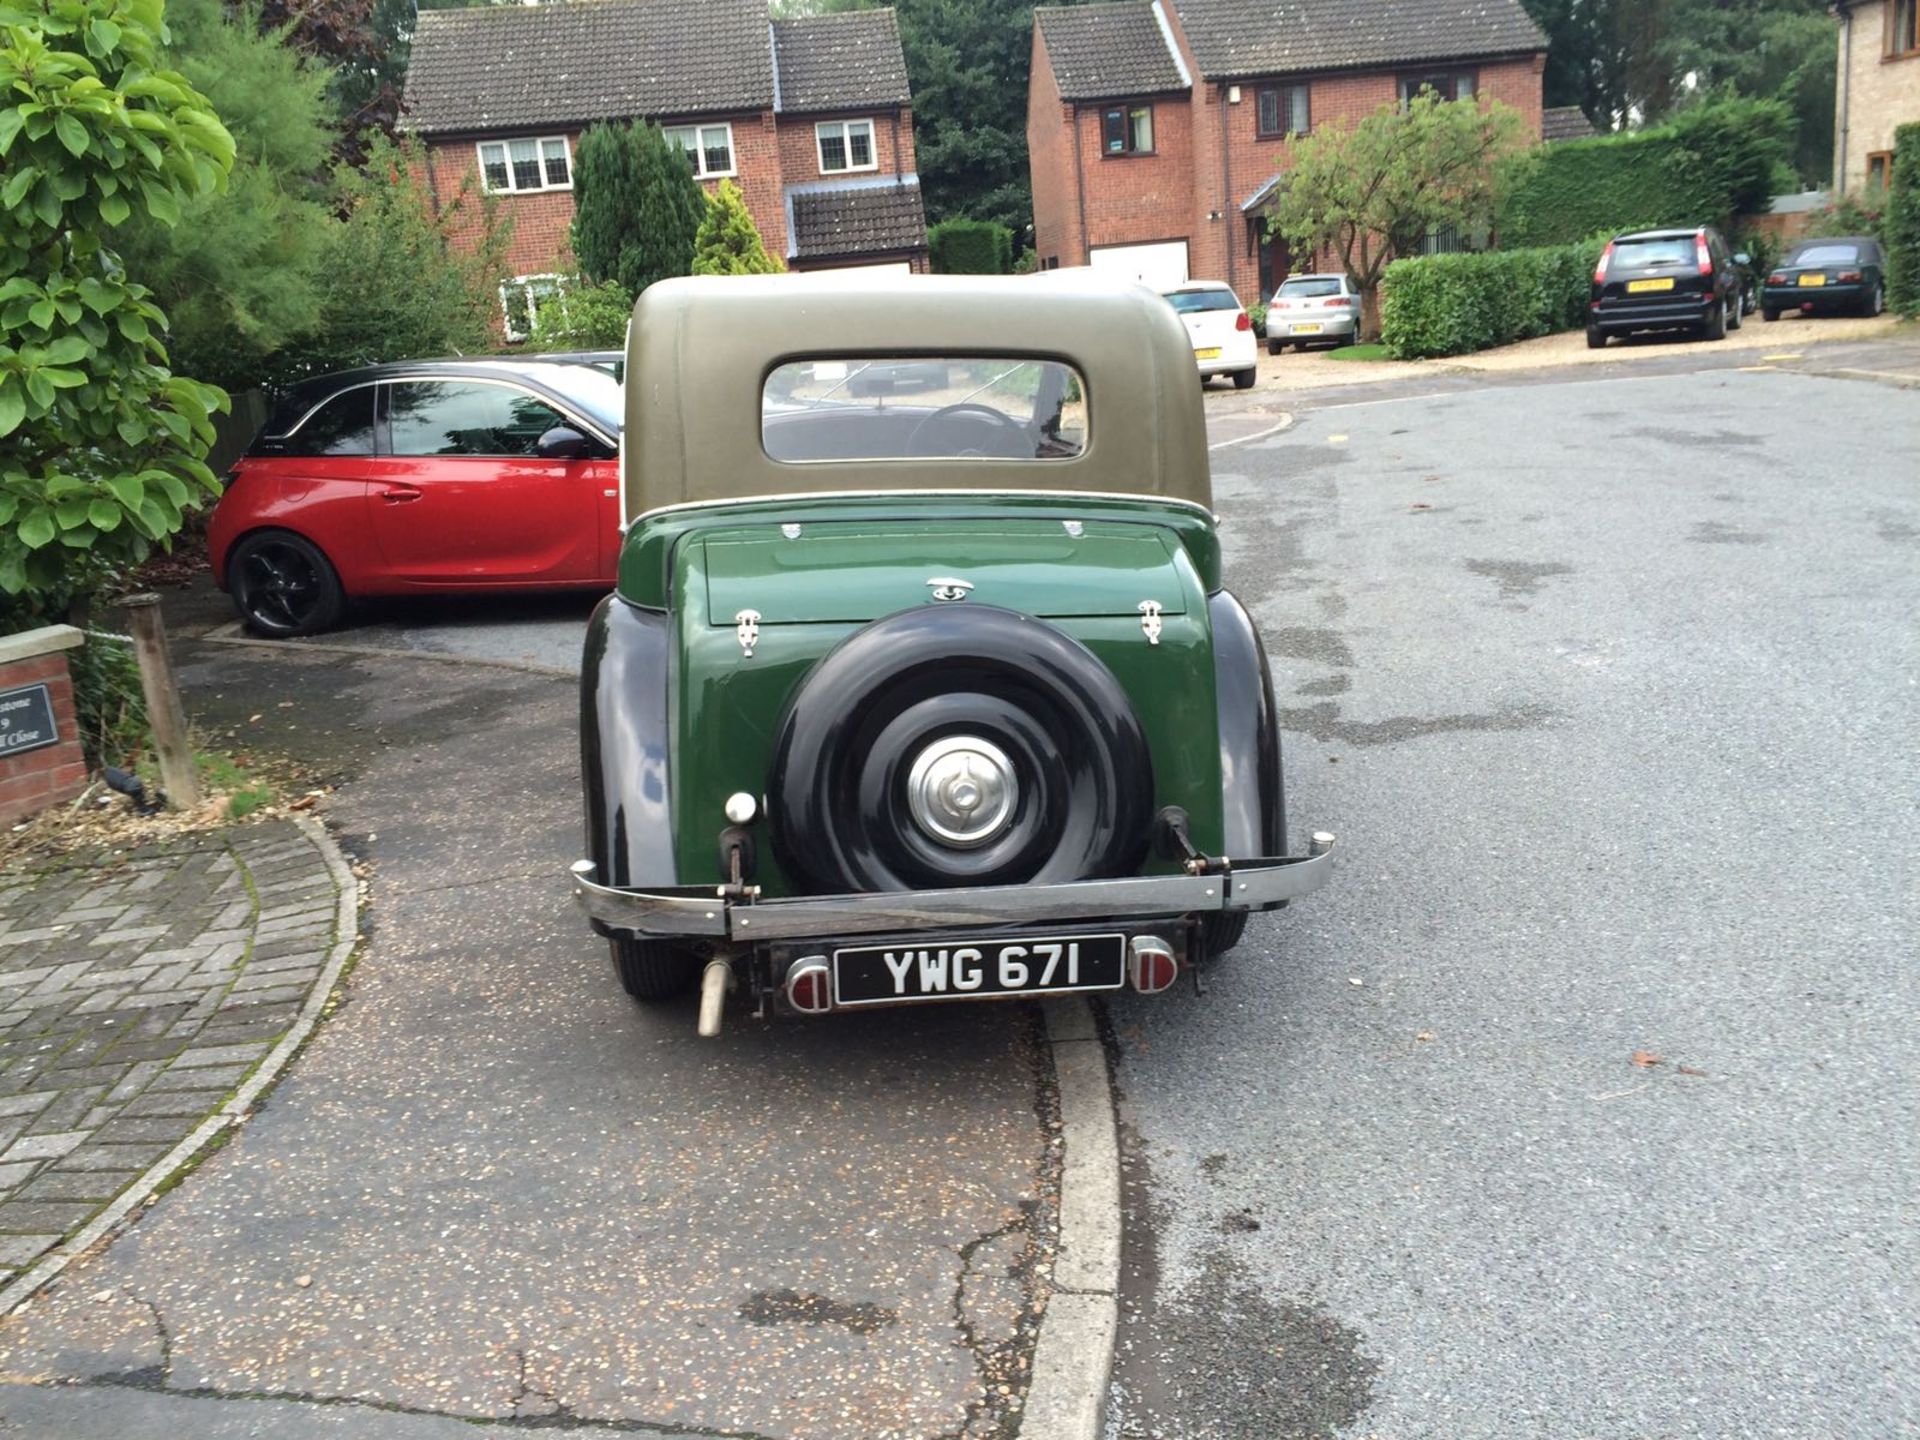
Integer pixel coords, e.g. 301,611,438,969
0,815,361,1316
1208,410,1295,451
195,623,578,680
1022,997,1121,1439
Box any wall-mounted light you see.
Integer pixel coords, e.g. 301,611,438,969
1227,85,1242,103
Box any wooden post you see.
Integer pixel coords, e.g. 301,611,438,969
121,593,201,810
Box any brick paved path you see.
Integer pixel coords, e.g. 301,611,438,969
0,821,348,1290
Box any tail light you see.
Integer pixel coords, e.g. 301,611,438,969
1767,272,1786,285
1234,311,1251,331
1128,936,1178,994
1838,269,1862,282
1325,297,1352,308
1695,231,1713,276
784,957,832,1014
1593,242,1614,284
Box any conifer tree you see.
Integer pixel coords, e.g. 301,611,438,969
691,180,785,275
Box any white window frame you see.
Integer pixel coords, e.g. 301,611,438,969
815,118,878,175
498,272,566,343
663,123,737,179
476,135,573,194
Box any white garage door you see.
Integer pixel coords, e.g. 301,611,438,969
1089,240,1190,290
799,262,915,282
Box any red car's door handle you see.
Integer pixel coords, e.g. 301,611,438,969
378,485,423,504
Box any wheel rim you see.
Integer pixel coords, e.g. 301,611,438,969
238,543,324,632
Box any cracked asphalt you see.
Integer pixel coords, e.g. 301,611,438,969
1106,361,1919,1437
0,640,1058,1438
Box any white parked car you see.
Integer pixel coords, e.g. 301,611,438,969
1159,282,1258,389
1266,273,1360,352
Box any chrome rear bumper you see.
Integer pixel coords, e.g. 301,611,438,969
570,834,1335,942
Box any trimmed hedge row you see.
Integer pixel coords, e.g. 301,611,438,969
1888,122,1920,318
928,218,1014,274
1498,97,1794,248
1380,239,1605,359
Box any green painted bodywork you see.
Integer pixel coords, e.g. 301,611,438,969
616,492,1229,898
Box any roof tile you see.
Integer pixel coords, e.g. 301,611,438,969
1035,3,1187,102
789,179,928,259
772,12,912,113
1169,0,1547,81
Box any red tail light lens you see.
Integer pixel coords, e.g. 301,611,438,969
1838,269,1862,282
784,958,832,1014
1128,937,1178,994
1767,272,1786,285
1325,297,1350,308
1695,232,1713,276
1593,242,1614,284
1235,311,1251,331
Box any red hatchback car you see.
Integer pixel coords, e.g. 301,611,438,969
209,360,625,635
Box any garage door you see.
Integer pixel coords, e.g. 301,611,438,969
798,262,915,282
1088,240,1189,290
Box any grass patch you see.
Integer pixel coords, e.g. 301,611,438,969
134,749,279,820
1324,343,1396,362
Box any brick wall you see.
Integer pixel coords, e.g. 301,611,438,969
1028,29,1081,266
1074,95,1198,258
0,647,89,827
1837,0,1920,193
775,109,915,186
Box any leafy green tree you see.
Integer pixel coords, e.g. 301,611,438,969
117,0,335,392
1886,123,1920,317
691,179,785,274
571,121,704,296
526,278,634,349
283,133,510,377
1,0,236,598
1268,94,1531,339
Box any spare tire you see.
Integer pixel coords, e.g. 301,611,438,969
769,605,1154,894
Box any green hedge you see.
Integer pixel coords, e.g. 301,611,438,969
928,218,1013,274
1380,239,1606,359
1499,97,1794,248
1887,122,1920,317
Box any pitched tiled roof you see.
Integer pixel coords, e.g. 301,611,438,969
1542,104,1598,141
1035,3,1188,101
788,178,928,259
1170,0,1547,81
772,11,911,114
402,0,774,136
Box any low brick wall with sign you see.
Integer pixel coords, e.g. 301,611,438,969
0,626,89,825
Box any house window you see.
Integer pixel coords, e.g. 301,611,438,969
1101,104,1154,155
498,272,565,343
816,119,877,174
1256,84,1310,138
664,123,736,178
1890,0,1918,55
1867,151,1894,188
1398,70,1477,106
476,136,571,194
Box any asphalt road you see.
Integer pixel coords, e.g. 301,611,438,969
1105,366,1920,1437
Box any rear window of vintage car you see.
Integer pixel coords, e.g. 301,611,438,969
762,358,1086,462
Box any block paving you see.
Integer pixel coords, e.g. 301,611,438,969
0,820,345,1285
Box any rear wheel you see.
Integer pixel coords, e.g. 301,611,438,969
1198,911,1248,962
610,937,702,1001
1586,326,1606,350
1267,339,1283,356
229,530,345,637
1865,283,1885,317
1727,295,1743,330
1233,367,1256,390
1762,306,1779,322
1702,298,1727,341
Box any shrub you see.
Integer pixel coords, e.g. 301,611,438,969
929,218,1012,273
1381,238,1606,359
1799,191,1885,241
571,122,703,296
525,279,633,350
691,180,784,276
1498,96,1796,248
1885,123,1920,317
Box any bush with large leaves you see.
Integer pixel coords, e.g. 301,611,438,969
1,0,236,599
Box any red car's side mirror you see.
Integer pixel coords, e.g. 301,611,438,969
536,425,595,460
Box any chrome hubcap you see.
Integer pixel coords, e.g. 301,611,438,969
906,735,1017,848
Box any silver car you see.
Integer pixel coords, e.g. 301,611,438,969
1265,273,1360,352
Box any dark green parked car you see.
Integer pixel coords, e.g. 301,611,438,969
571,274,1334,1035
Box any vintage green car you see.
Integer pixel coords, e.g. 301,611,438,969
571,273,1333,1036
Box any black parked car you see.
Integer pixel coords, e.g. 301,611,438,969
1760,236,1887,321
1588,226,1749,348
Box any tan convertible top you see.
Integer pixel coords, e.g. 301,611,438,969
622,271,1212,519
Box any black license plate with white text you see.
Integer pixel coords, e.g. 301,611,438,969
833,933,1126,1007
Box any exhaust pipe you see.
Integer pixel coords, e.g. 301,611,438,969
697,958,733,1038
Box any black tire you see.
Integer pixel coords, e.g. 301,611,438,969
229,530,345,637
1198,911,1248,961
610,937,701,1000
1702,298,1727,341
1586,326,1606,350
1727,295,1742,331
1268,339,1283,356
769,605,1154,894
1233,367,1256,390
1762,306,1779,322
1865,284,1885,318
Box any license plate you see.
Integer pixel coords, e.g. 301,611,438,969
1626,278,1675,293
1799,274,1826,287
1194,347,1221,360
833,932,1126,1007
1294,323,1323,334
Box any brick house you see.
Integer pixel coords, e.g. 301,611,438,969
401,0,930,333
1027,0,1548,306
1832,0,1920,198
